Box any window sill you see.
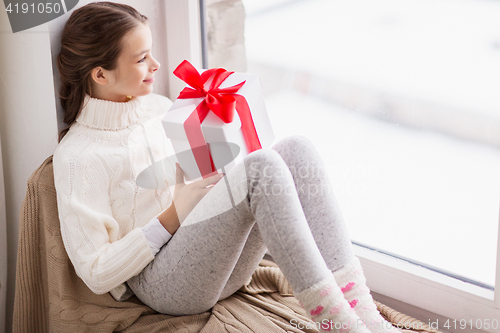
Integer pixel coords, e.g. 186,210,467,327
355,244,500,332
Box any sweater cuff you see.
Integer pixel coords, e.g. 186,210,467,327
141,217,173,256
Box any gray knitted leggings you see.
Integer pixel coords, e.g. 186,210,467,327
127,135,355,316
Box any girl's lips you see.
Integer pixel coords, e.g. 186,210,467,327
143,77,154,83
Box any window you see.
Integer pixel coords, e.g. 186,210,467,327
242,0,500,329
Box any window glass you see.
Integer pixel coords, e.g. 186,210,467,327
243,0,500,287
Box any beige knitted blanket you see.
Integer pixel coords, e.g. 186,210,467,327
13,155,440,333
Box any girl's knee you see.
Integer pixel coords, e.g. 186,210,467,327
274,134,316,154
284,134,313,147
243,148,285,177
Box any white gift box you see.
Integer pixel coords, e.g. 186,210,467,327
162,71,275,182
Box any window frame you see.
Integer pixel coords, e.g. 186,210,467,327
0,134,7,333
169,1,500,331
163,0,203,100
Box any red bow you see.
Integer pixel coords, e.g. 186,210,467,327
174,60,262,178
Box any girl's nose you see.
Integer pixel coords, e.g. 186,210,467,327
151,58,161,72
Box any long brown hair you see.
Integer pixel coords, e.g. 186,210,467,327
56,1,148,143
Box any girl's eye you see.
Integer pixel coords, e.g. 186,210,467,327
138,56,146,63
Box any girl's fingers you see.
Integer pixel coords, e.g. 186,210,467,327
175,163,185,185
201,186,213,195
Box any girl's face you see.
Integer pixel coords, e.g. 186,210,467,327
94,23,160,102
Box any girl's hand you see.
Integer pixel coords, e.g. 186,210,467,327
172,162,224,224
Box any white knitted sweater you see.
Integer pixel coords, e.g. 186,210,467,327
53,92,174,299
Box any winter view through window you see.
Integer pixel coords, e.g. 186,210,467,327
243,0,500,287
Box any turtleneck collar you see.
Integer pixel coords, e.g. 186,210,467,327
76,94,144,130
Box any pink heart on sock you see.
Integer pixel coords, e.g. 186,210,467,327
349,299,358,308
329,303,344,314
310,305,324,317
341,282,355,293
320,285,334,296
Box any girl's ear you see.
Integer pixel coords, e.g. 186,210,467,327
91,67,108,85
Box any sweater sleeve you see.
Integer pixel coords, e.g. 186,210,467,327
53,149,155,295
142,217,173,255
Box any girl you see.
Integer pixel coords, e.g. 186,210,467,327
53,2,400,333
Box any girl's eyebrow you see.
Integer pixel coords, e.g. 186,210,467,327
133,49,150,58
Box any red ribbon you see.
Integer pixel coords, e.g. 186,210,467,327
173,60,262,178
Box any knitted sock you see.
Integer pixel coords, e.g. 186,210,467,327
332,257,401,333
293,272,371,333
